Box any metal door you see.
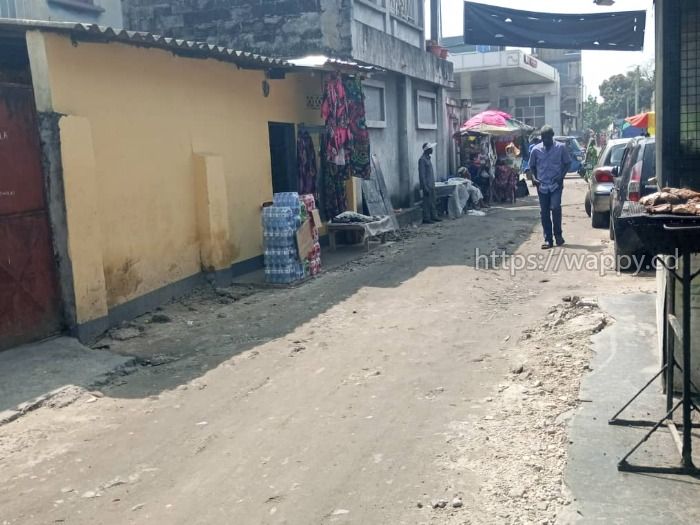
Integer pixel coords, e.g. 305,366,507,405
0,83,62,350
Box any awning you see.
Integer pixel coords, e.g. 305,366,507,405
463,2,646,51
457,110,533,137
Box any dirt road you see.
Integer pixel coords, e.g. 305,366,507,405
0,178,656,524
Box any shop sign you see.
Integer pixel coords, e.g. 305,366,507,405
524,55,538,68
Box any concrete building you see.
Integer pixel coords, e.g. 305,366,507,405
535,49,583,136
443,37,561,168
121,0,453,208
0,20,327,348
0,0,122,27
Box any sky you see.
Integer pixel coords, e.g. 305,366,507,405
438,0,656,98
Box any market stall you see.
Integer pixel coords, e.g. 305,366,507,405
454,110,532,206
625,111,656,137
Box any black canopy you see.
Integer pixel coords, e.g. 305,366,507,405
464,2,646,51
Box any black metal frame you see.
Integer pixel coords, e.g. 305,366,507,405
609,228,700,476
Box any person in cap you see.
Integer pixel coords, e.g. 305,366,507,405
530,125,571,249
419,142,441,224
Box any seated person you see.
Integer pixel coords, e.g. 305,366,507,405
493,160,518,202
467,154,481,180
457,166,489,209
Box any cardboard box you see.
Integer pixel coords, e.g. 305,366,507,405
311,209,322,229
296,219,314,261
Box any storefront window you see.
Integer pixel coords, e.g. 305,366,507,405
417,90,437,129
514,96,546,129
363,80,387,128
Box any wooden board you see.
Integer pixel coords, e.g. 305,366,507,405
361,154,399,230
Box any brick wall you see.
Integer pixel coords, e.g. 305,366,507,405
122,0,353,58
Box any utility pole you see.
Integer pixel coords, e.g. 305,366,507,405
430,0,441,43
634,65,640,114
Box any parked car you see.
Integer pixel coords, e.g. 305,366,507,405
584,138,629,228
554,136,585,176
609,137,657,270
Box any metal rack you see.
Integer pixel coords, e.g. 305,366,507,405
609,223,700,475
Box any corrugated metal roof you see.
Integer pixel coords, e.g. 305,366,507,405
0,19,293,70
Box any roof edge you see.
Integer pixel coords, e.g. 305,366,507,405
0,19,294,70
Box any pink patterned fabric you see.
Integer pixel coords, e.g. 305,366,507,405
462,110,514,130
321,73,349,165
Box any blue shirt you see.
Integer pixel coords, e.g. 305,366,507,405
530,141,571,193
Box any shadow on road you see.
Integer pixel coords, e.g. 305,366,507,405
95,201,541,400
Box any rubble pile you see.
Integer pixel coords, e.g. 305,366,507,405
436,298,611,524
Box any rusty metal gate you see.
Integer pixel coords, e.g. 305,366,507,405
0,83,62,350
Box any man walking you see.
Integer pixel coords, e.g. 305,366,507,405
419,142,441,224
530,126,571,249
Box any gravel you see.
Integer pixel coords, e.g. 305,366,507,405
435,301,611,524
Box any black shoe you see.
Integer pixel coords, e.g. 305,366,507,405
432,217,443,222
556,237,566,246
423,219,434,224
541,241,553,250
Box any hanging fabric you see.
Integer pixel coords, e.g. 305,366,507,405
297,130,318,196
343,76,371,180
319,134,346,220
323,162,348,219
321,73,349,166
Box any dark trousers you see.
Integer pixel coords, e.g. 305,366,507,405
538,188,563,242
422,187,439,221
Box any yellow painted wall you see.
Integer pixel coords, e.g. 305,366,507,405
38,32,322,309
58,116,109,323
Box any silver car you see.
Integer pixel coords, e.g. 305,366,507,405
584,138,629,228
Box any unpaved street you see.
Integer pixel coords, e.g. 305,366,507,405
0,178,656,525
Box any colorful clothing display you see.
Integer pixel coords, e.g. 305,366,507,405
321,73,371,175
319,72,371,219
297,131,318,196
343,76,371,180
322,161,348,220
321,73,349,166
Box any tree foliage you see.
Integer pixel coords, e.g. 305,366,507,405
584,64,655,133
583,95,611,133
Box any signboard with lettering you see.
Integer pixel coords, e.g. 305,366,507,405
524,55,538,68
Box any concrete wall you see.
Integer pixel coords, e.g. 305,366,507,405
450,50,558,84
28,30,322,330
469,82,561,135
363,73,444,208
365,73,402,206
122,0,451,87
121,0,452,209
351,21,451,87
412,79,442,194
656,258,700,390
7,0,123,27
122,0,353,58
353,0,424,48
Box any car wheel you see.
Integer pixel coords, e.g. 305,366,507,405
585,195,592,217
613,239,630,272
592,209,609,229
613,231,643,273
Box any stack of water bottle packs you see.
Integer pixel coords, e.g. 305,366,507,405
262,192,306,284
